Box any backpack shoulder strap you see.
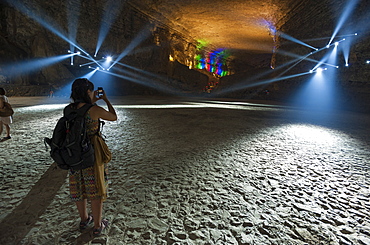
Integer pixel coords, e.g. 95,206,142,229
63,103,94,117
63,104,73,116
76,103,94,117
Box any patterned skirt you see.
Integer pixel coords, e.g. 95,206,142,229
69,165,108,202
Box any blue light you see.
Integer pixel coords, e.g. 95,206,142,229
278,31,318,50
2,54,74,78
94,1,124,57
328,0,361,45
108,26,152,70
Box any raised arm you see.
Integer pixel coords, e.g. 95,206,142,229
90,90,117,121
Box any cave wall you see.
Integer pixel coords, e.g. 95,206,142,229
0,0,209,96
214,0,370,112
272,0,370,110
0,0,369,110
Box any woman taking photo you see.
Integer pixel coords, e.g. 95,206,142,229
68,78,117,236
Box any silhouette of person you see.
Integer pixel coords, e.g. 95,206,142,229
0,88,12,141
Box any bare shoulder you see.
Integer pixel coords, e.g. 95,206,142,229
89,104,116,121
88,105,102,120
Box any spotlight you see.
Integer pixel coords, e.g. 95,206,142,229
355,33,358,35
76,51,81,55
367,60,370,64
71,62,73,65
335,42,339,46
106,56,112,62
326,45,330,48
345,64,349,67
315,67,328,73
68,50,71,53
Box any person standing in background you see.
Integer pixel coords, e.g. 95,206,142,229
0,88,12,141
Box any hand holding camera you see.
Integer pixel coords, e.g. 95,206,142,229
97,87,104,97
94,87,108,103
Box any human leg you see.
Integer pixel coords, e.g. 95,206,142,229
91,199,103,229
91,199,109,236
0,117,11,139
0,121,3,136
76,199,88,222
4,123,10,137
76,199,94,230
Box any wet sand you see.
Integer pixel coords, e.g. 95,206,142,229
0,96,369,244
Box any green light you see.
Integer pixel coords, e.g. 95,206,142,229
196,39,208,50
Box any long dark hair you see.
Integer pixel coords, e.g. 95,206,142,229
70,78,94,108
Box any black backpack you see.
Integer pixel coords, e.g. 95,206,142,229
44,103,95,170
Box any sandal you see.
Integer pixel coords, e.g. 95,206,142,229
79,215,93,230
93,219,109,236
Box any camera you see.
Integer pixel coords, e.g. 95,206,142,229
97,87,104,97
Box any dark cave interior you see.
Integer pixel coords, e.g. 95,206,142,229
0,0,369,111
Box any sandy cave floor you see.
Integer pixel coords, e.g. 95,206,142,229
0,96,369,245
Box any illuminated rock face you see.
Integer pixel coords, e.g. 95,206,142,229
0,0,211,95
129,0,282,51
0,0,369,105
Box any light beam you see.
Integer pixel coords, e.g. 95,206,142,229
1,54,74,78
6,0,91,57
278,31,318,50
94,0,124,57
108,26,152,70
328,0,361,45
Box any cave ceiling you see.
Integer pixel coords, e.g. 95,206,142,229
128,0,289,54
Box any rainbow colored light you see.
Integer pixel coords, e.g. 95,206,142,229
196,48,229,77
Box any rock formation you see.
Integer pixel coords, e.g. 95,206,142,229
0,0,369,111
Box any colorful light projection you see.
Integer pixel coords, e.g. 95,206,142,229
195,48,229,77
